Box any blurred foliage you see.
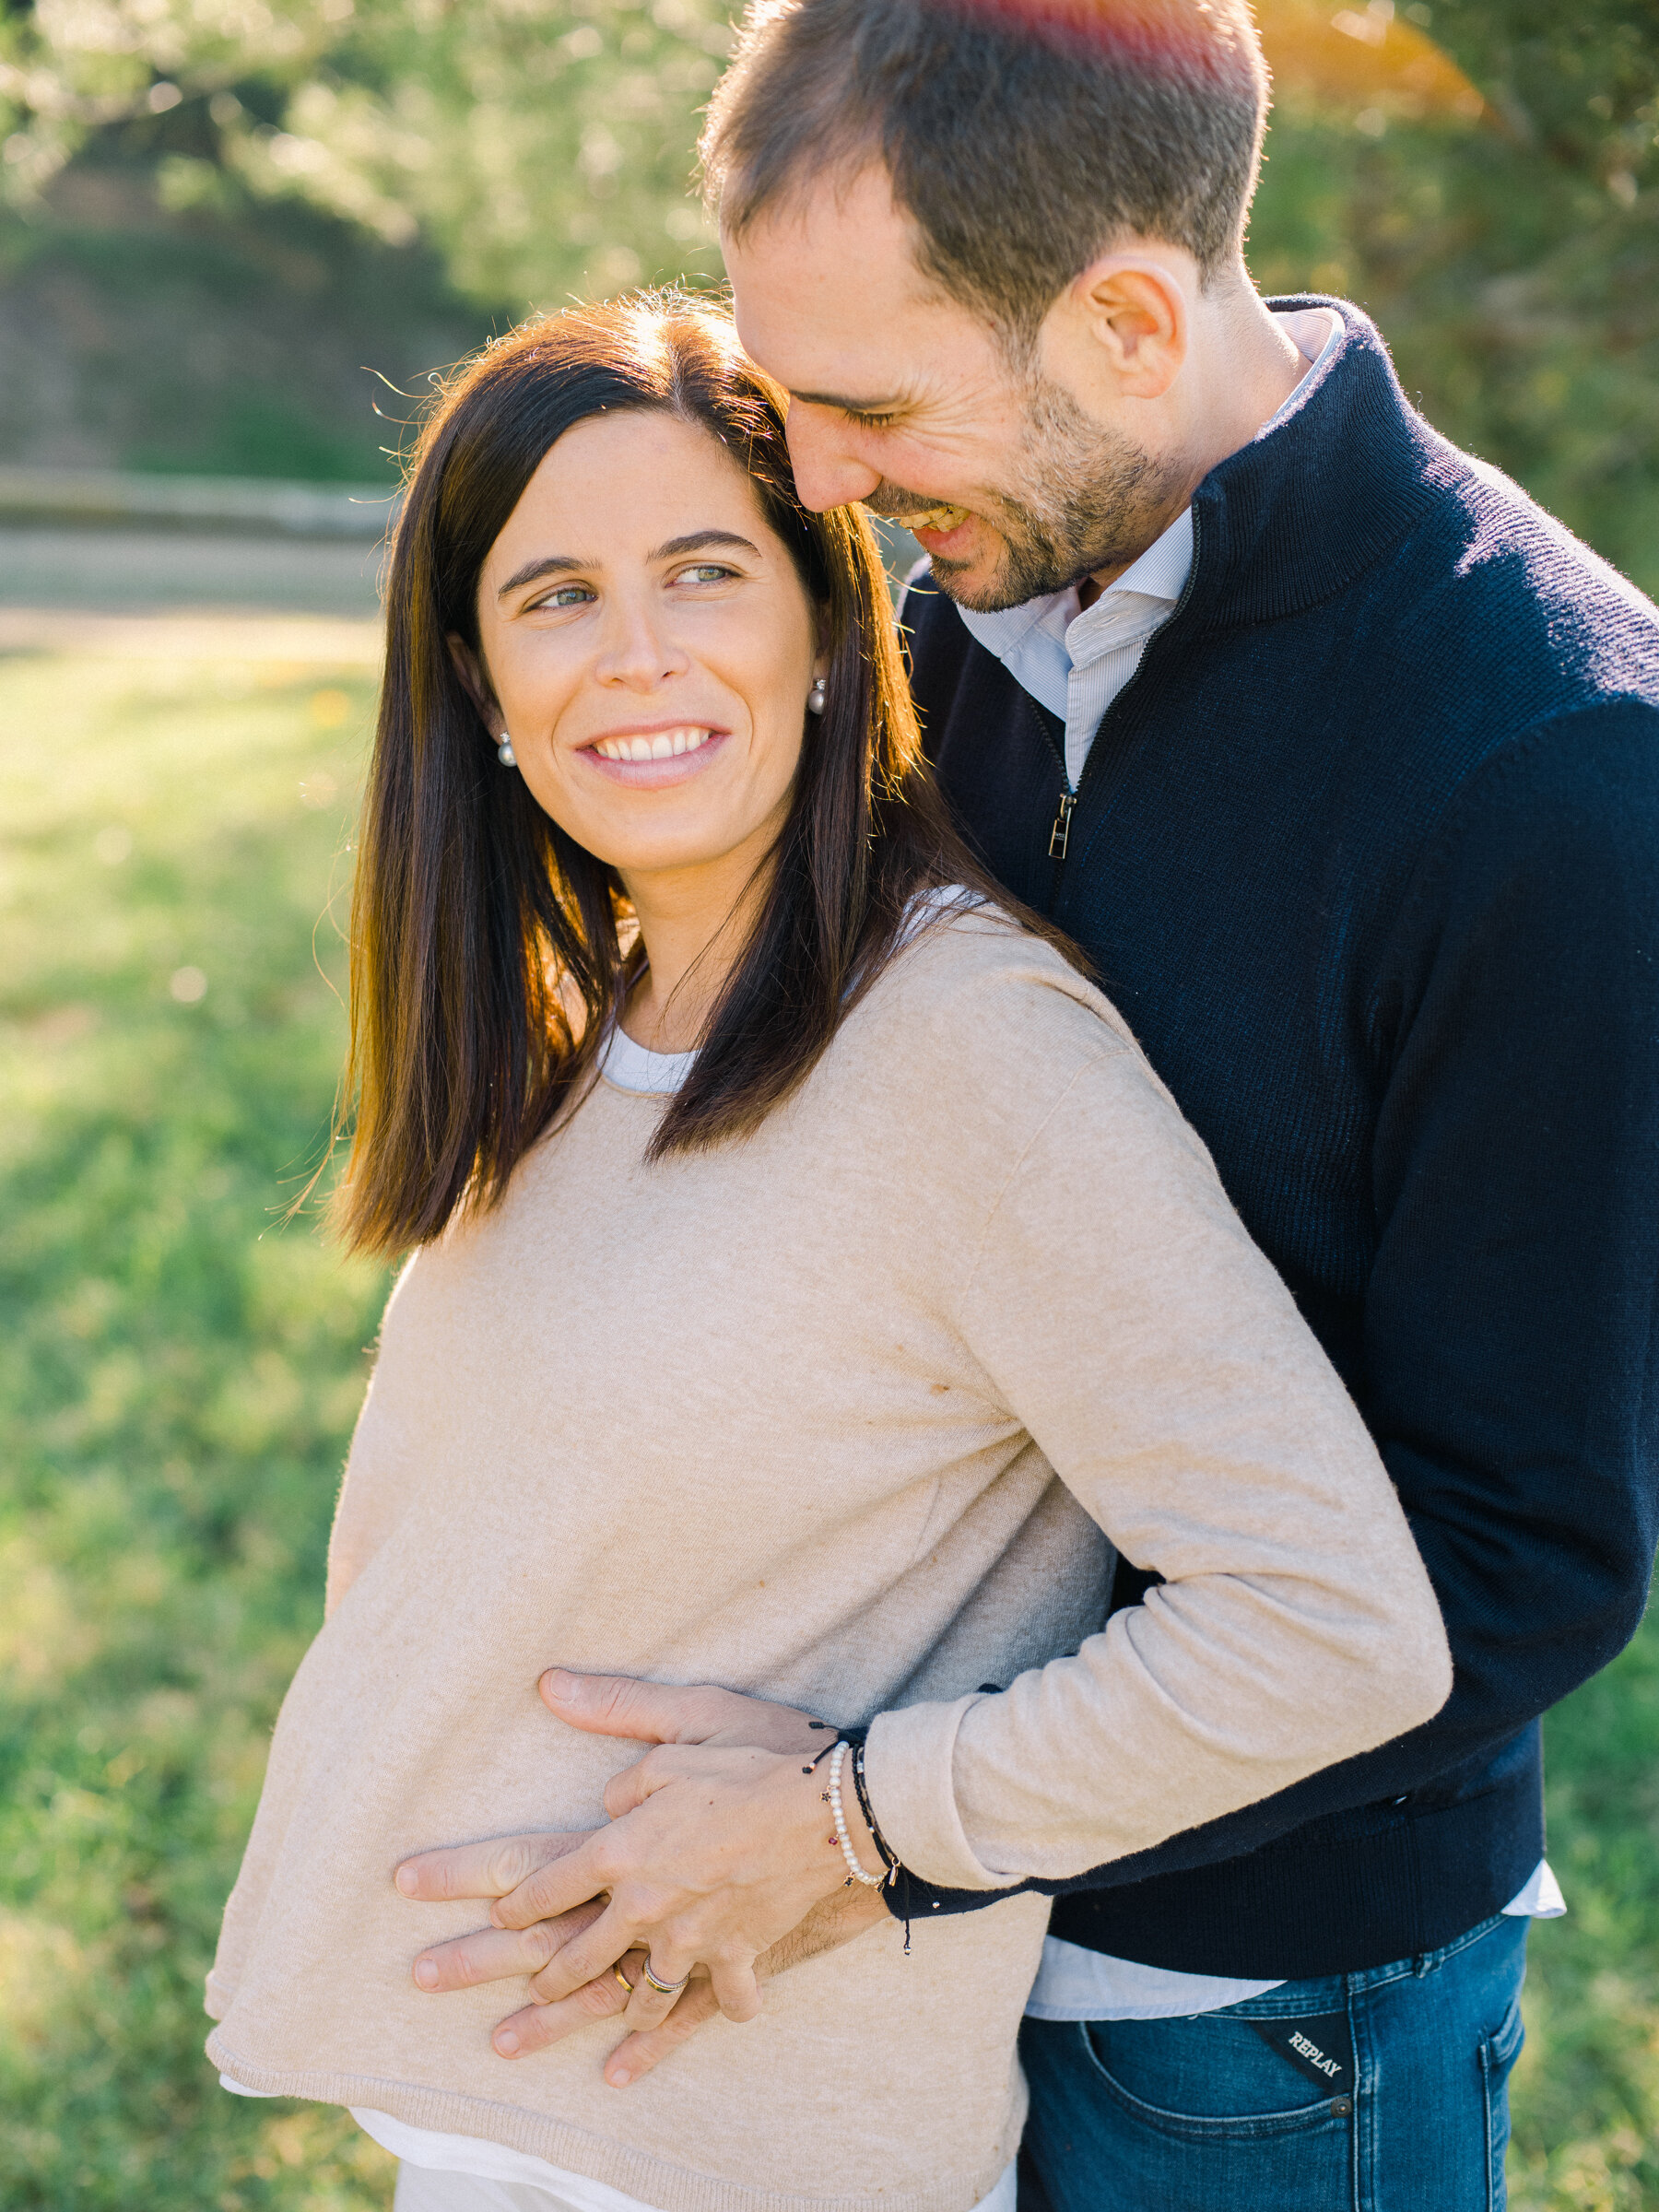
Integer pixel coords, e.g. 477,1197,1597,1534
0,171,486,480
2,0,1656,576
0,0,728,308
1510,1617,1659,2211
1248,0,1659,589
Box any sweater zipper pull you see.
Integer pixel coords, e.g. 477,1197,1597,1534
1049,792,1076,860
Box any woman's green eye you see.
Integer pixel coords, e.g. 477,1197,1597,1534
683,563,736,583
524,583,595,610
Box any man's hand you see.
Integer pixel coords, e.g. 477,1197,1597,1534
536,1668,831,1757
394,1673,889,2080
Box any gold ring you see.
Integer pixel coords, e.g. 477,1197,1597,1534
612,1961,637,1997
640,1959,689,1997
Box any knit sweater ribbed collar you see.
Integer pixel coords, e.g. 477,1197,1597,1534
1176,298,1444,635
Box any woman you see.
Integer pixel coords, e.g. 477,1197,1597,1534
206,294,1450,2212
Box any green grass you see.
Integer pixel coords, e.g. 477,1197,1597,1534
1511,1627,1659,2210
0,641,394,2207
0,637,1655,2207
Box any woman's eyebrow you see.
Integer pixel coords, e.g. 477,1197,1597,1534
498,530,760,599
648,529,762,563
498,554,586,597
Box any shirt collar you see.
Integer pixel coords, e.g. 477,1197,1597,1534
957,504,1193,676
1111,502,1197,603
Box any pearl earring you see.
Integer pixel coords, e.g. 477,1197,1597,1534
497,731,517,766
807,677,827,716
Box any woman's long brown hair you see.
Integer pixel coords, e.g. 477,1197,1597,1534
336,291,1074,1257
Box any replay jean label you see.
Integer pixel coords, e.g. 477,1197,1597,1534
1018,1912,1529,2212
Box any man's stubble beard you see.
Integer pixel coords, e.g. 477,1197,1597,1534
870,375,1188,613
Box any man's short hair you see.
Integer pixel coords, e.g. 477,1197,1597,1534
702,0,1270,344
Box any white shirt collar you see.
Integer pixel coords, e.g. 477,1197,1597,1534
956,506,1192,686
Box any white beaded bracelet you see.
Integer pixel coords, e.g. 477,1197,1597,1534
827,1740,888,1888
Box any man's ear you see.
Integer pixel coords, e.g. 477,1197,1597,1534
1053,256,1191,403
447,633,501,735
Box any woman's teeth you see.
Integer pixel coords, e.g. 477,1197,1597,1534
592,728,714,762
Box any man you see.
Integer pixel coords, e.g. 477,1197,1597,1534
397,2,1659,2201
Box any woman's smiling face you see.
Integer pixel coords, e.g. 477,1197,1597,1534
469,407,825,883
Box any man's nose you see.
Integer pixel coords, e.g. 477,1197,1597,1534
784,406,882,513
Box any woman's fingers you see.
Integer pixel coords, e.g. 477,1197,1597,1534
599,1740,778,1820
395,1830,591,1904
485,1876,882,2086
490,1960,638,2060
603,1979,723,2088
525,1897,639,2003
492,1959,722,2075
619,1942,699,2032
500,1742,850,1991
601,1743,688,1819
413,1900,606,1993
489,1832,621,1931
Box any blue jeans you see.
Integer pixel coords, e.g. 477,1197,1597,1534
1018,1912,1528,2212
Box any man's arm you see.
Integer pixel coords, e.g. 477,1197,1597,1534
912,699,1659,1913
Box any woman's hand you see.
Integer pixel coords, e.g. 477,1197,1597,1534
505,1884,889,2080
488,1735,876,2024
394,1671,890,2074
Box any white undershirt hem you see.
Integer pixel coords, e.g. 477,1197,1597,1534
1023,1858,1566,2022
219,2078,1015,2212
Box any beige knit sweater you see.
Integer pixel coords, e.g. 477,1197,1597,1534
206,904,1449,2212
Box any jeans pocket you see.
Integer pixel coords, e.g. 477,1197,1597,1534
1480,1998,1525,2211
1077,2018,1348,2144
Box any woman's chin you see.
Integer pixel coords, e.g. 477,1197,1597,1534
565,818,759,880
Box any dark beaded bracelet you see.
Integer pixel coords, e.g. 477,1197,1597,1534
828,1726,918,1950
851,1741,900,1879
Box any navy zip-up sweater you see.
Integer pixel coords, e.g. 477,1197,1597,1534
898,301,1659,1979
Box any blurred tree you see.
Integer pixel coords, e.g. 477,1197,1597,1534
1,0,1655,581
0,0,729,307
1248,0,1659,585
